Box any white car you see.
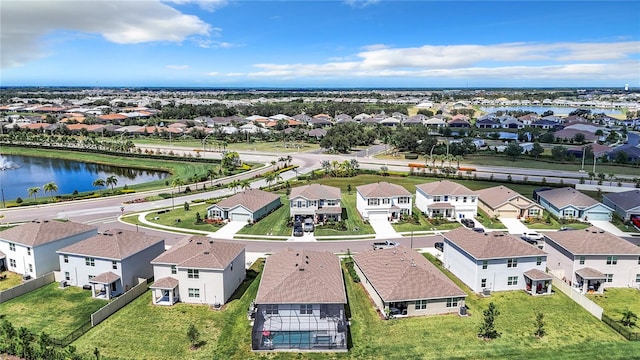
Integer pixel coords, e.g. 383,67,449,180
522,232,544,241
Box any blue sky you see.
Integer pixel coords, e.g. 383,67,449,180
1,0,639,88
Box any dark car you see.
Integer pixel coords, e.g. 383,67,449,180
461,218,475,228
293,221,303,237
472,227,485,233
435,242,444,251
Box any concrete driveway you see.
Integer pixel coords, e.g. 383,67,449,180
499,218,530,234
369,219,400,239
214,221,247,239
589,220,627,236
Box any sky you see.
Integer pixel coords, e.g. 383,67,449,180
1,0,639,88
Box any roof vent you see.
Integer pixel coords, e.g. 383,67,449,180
204,251,210,255
209,240,214,244
400,257,404,261
196,242,202,245
599,230,604,233
305,260,309,264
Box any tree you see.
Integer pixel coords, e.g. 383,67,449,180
187,324,200,349
347,184,352,194
171,178,185,192
264,172,276,189
42,182,58,201
105,175,118,192
94,347,100,360
530,142,544,159
27,187,40,201
478,302,501,339
240,179,251,190
184,202,190,211
607,173,615,186
380,165,389,176
534,312,546,338
551,146,568,161
92,178,106,193
621,310,638,328
597,172,606,185
504,142,523,161
573,132,586,143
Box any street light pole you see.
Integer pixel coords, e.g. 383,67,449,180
592,152,596,175
580,146,586,172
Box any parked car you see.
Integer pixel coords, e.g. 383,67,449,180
372,240,400,250
460,218,475,228
472,227,485,233
522,231,544,241
303,218,314,232
293,221,303,237
434,242,444,251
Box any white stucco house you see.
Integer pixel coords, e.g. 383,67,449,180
206,188,281,223
0,220,97,278
356,182,412,222
150,236,246,306
289,184,342,223
415,180,477,220
442,227,550,295
544,226,640,293
57,229,165,300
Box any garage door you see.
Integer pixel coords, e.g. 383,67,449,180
368,212,388,221
231,213,251,222
497,209,518,218
585,212,610,221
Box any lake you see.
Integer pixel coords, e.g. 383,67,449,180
0,154,169,201
479,106,624,116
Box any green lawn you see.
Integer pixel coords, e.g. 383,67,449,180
588,288,640,320
144,203,224,232
0,272,23,290
314,194,374,237
475,208,507,229
134,138,321,153
0,282,107,336
237,197,291,236
391,206,461,233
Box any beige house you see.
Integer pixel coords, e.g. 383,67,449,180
476,186,543,219
150,236,246,306
251,249,347,352
353,247,466,317
289,184,342,223
544,227,640,294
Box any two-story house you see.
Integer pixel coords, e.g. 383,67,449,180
415,180,477,220
0,220,97,278
150,236,245,306
544,226,640,294
289,184,342,223
442,227,550,295
356,182,412,222
57,229,165,300
251,249,348,352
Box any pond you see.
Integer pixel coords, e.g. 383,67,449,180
0,154,169,201
479,106,624,116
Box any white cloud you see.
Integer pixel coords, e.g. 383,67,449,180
1,0,212,68
165,0,228,12
207,71,220,76
245,41,640,81
197,39,243,48
166,65,190,70
344,0,380,9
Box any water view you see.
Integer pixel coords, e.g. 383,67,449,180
0,154,169,201
479,106,624,116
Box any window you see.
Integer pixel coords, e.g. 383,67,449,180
415,300,428,310
433,196,441,202
64,255,69,263
471,198,476,203
508,276,518,286
327,200,336,206
171,265,176,274
265,304,279,315
187,269,199,279
536,257,542,266
188,288,200,298
27,247,31,255
446,298,460,308
638,257,640,265
605,274,614,283
579,256,585,265
88,275,95,280
9,243,15,251
9,259,16,267
382,198,391,204
482,260,488,270
112,261,118,270
368,198,380,206
507,258,518,268
606,256,618,265
481,279,487,288
529,208,539,216
463,197,467,203
85,257,95,266
230,262,233,271
636,274,640,283
300,304,313,314
64,272,70,281
28,264,33,272
398,197,410,204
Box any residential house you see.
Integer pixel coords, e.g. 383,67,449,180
206,189,281,223
415,180,477,220
536,187,613,221
442,227,550,295
602,189,640,222
57,229,165,300
356,182,412,222
544,226,640,293
353,247,466,317
0,220,97,278
251,249,347,351
476,186,543,219
150,236,246,306
448,118,471,128
289,184,342,223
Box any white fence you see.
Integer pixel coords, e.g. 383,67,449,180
552,276,603,319
91,279,149,326
0,272,55,303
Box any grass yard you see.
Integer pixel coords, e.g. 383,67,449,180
0,272,23,290
588,288,640,320
475,208,507,229
0,282,107,336
144,203,224,232
134,138,321,153
314,194,374,237
237,197,291,236
392,206,461,233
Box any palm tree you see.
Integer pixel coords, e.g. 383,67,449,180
27,187,40,202
286,155,293,166
240,179,251,190
42,182,58,201
607,173,615,186
171,177,185,192
105,175,118,192
92,178,106,193
264,172,276,189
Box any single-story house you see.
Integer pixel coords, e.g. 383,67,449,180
57,229,165,300
0,220,97,278
356,182,412,222
207,189,281,223
544,226,640,293
442,227,550,295
150,236,246,306
251,249,347,352
536,187,613,221
415,180,477,220
602,189,640,222
289,184,342,223
476,186,543,219
353,247,467,317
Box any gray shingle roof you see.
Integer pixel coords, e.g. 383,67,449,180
444,227,546,259
476,185,535,209
575,267,606,279
57,229,164,260
0,220,97,247
150,276,179,289
152,236,244,270
537,187,602,209
290,184,341,200
416,180,475,196
356,182,410,198
544,226,640,255
523,269,552,281
90,271,120,284
255,249,346,305
602,190,640,211
210,189,280,212
353,247,465,302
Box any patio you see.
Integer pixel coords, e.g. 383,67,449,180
574,267,606,294
524,269,553,296
90,272,121,300
150,277,180,306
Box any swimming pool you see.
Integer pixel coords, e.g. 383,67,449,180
270,331,312,348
